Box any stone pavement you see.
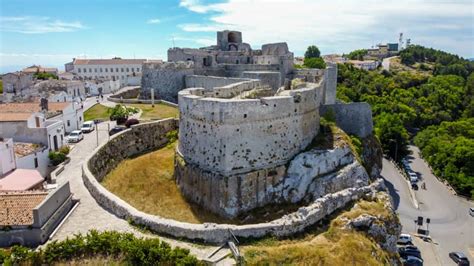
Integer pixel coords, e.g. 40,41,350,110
51,121,233,263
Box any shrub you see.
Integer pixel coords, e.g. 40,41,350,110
125,118,139,128
59,145,70,155
48,151,67,166
304,57,326,69
165,130,178,143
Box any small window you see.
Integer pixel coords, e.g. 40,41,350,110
244,114,247,118
89,68,92,73
78,68,81,73
94,68,97,73
67,120,70,126
121,68,124,72
105,68,108,72
34,158,38,168
100,68,103,72
111,68,113,72
116,68,119,72
126,68,129,72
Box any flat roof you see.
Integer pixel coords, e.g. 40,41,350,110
0,169,44,191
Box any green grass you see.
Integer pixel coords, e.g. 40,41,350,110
242,193,398,265
83,104,112,121
0,80,3,94
127,103,179,120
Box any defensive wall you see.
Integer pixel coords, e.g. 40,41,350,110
82,118,385,242
0,182,75,247
320,102,374,138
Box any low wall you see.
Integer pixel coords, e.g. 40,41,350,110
320,102,373,138
107,98,178,108
110,86,140,99
242,71,281,91
83,118,386,243
185,75,250,90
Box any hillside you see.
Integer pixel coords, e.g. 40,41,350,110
338,45,474,198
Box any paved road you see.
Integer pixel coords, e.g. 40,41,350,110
382,56,398,71
382,145,474,265
51,119,230,263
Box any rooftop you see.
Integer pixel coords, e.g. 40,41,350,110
14,142,43,157
0,169,44,191
73,58,146,65
0,191,48,225
0,102,71,114
23,65,58,73
0,112,33,122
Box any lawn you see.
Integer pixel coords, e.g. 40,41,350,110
127,103,179,120
0,80,3,94
101,141,232,224
83,104,112,122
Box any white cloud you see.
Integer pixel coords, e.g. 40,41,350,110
147,18,161,24
178,0,474,56
0,16,85,34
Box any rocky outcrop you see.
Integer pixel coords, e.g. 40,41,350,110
361,134,383,179
344,192,401,254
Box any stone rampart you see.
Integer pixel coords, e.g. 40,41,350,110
185,75,251,90
178,81,324,176
242,71,281,91
320,102,373,138
141,61,195,103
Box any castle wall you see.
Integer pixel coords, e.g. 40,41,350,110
242,71,281,91
320,102,373,138
140,61,194,103
323,63,337,104
178,82,323,176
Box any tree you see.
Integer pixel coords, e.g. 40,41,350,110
303,57,326,69
347,49,368,61
304,45,321,59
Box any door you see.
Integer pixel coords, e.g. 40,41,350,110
53,135,58,151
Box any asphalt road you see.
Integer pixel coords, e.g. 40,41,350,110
382,145,474,265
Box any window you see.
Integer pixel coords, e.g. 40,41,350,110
121,68,124,72
78,68,82,73
116,68,119,72
105,68,108,72
34,158,38,168
100,68,103,72
137,68,140,72
111,68,113,72
89,68,92,73
126,68,129,72
94,68,97,73
67,120,70,126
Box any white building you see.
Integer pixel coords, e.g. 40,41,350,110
85,79,121,96
347,60,380,71
65,58,146,87
0,138,16,176
34,80,86,102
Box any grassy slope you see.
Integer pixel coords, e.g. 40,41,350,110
0,80,3,94
83,104,112,121
101,142,231,224
127,103,179,120
242,194,398,265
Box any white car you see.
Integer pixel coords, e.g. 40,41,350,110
398,233,413,244
469,207,474,217
81,121,95,133
68,130,84,143
409,172,418,182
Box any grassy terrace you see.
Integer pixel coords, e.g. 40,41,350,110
83,104,112,121
126,103,179,120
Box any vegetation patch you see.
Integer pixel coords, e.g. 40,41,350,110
242,193,398,265
83,104,113,122
126,103,179,120
0,230,200,265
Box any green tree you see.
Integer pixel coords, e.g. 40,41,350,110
304,45,321,58
347,49,368,60
303,57,326,69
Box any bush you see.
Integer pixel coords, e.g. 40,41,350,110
109,104,138,125
0,230,200,265
125,118,139,128
59,145,70,155
48,151,67,166
304,57,326,69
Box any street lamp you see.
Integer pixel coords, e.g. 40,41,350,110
389,139,398,162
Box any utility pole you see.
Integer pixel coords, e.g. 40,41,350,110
151,88,155,107
96,123,99,147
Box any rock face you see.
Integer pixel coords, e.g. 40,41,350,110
345,192,402,254
176,143,370,218
361,134,383,179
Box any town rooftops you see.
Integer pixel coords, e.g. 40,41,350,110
0,169,44,191
72,58,146,65
22,65,58,73
0,112,33,122
0,191,48,225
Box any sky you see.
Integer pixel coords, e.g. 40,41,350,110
0,0,472,73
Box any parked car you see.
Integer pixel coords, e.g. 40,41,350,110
125,118,139,128
449,252,470,265
401,255,423,266
109,126,126,136
81,121,95,133
68,130,84,143
404,245,420,252
409,172,418,182
399,247,422,259
469,207,474,217
398,233,413,245
411,182,419,190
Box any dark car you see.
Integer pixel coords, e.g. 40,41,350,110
399,247,422,259
449,252,470,265
411,182,419,190
404,245,420,252
109,126,126,136
402,255,423,266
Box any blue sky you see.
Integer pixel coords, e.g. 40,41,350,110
0,0,472,73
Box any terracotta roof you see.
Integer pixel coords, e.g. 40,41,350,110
0,191,48,225
73,58,146,65
0,169,44,191
22,65,58,73
0,102,71,114
0,113,32,122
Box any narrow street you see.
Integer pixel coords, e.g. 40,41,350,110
382,145,474,265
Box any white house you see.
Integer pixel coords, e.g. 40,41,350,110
85,79,121,96
35,80,86,102
0,138,16,176
65,57,146,87
347,60,380,71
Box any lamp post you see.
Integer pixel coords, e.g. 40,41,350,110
389,139,398,162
